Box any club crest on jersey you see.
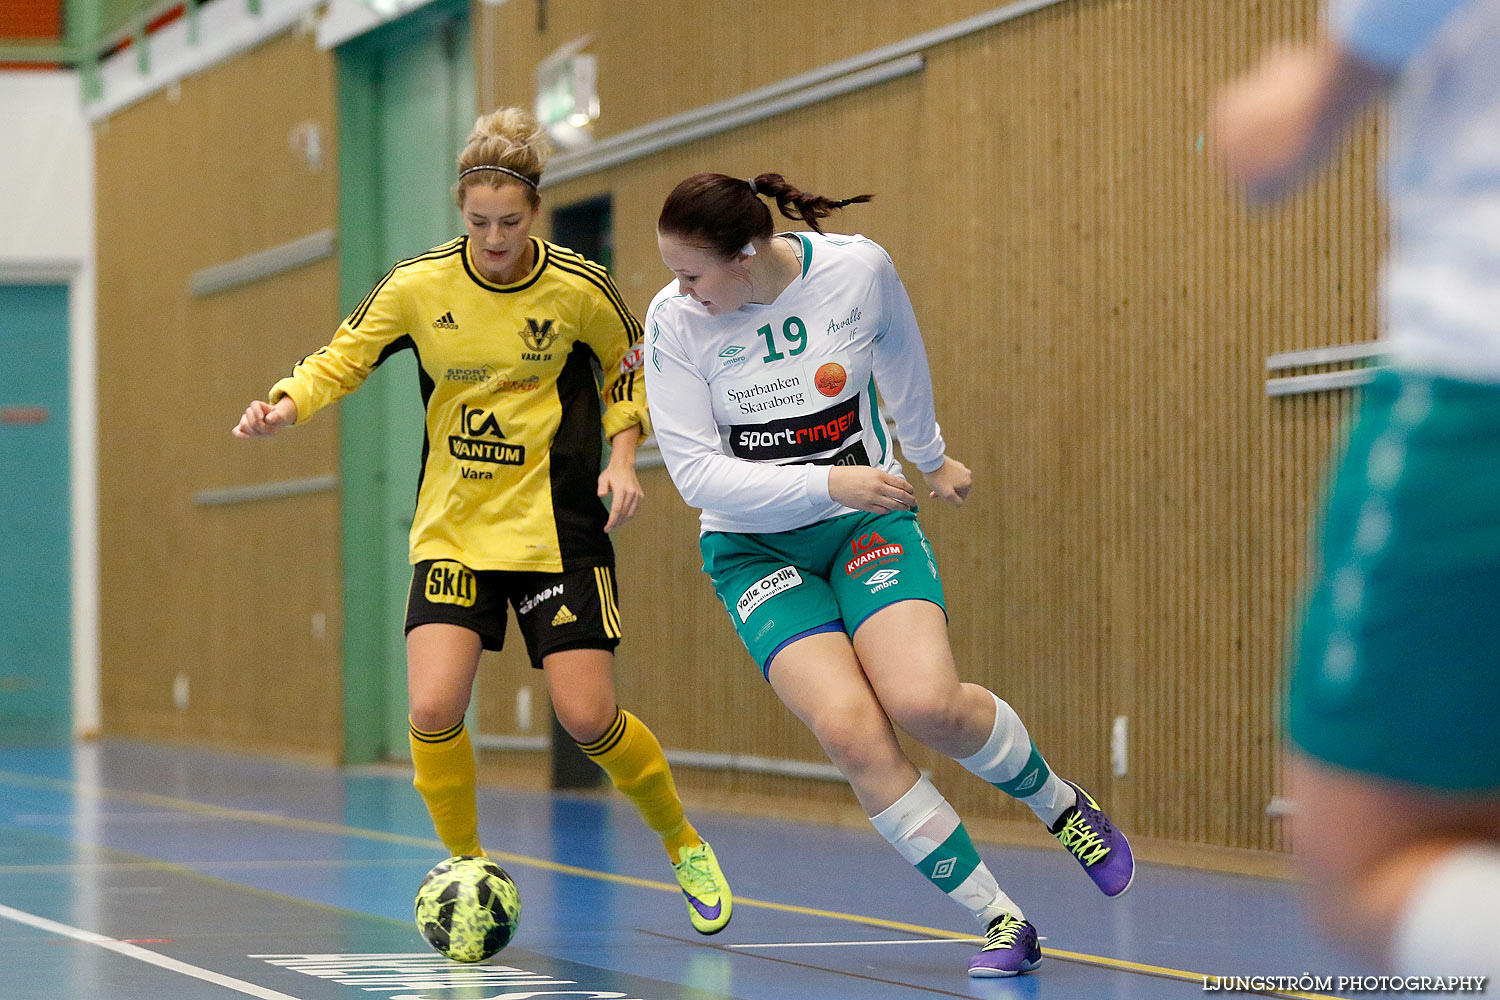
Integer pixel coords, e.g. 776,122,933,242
518,317,559,359
845,532,903,576
815,362,847,397
448,403,525,471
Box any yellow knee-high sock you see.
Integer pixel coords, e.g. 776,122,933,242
409,718,483,857
579,708,700,862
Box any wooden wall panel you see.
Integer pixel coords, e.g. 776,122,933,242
472,0,1384,864
95,28,344,759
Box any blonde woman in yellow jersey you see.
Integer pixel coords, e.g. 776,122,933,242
232,108,731,935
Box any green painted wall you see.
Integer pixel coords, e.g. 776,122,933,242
0,284,71,742
336,0,474,763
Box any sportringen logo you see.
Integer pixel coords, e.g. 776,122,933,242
729,396,862,461
486,374,541,394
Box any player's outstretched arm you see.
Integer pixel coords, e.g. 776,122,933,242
232,396,298,438
1212,41,1394,203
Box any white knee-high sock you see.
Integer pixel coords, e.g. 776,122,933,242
869,775,1021,926
1392,845,1500,979
955,691,1076,827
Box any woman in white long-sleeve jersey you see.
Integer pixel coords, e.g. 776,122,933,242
643,172,1135,978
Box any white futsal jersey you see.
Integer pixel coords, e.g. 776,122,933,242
645,232,947,534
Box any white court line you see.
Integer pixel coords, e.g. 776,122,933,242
0,902,304,1000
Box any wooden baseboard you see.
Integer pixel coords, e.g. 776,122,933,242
473,749,1295,880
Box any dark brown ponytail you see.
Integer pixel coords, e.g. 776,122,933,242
657,172,873,259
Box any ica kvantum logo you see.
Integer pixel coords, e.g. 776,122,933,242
448,403,525,473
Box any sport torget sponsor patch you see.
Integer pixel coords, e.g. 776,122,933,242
729,395,861,461
845,531,904,575
445,364,494,383
736,566,803,622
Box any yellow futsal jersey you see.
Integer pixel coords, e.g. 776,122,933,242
269,236,649,572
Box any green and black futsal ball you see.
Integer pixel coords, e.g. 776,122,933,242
414,855,522,962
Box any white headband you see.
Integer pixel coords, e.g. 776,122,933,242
459,164,538,189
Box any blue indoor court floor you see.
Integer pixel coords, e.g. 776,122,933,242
0,740,1381,1000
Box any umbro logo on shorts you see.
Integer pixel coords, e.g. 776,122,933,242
864,569,901,593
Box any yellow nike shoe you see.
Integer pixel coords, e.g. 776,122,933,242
671,840,733,935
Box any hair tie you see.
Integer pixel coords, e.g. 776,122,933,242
746,178,759,196
460,164,538,190
740,242,757,257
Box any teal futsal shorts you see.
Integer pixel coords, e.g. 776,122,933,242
699,510,946,675
1290,371,1500,791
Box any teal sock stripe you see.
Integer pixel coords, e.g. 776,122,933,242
915,825,982,893
992,745,1050,799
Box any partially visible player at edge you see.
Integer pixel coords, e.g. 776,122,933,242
1215,0,1500,977
232,108,731,936
643,172,1134,977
